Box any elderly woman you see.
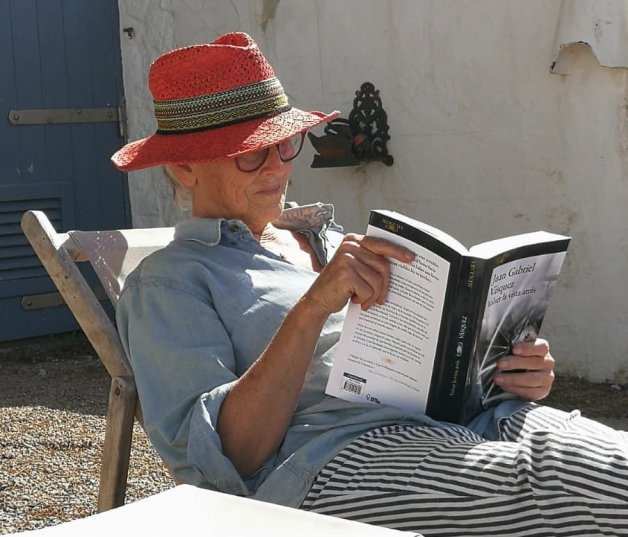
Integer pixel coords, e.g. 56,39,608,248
112,32,628,536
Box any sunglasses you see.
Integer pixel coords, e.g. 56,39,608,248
235,132,305,173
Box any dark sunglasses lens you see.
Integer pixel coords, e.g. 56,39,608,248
236,148,269,172
236,133,305,172
278,133,305,162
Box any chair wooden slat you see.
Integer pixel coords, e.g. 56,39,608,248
20,209,175,511
21,210,132,379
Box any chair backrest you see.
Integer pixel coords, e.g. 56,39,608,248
69,227,175,304
20,209,175,511
21,210,174,377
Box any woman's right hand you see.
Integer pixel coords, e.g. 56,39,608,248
303,233,415,316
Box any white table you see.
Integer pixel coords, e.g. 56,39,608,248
18,485,417,536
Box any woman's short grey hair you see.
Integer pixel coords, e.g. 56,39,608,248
162,165,193,212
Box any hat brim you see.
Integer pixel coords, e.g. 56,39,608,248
111,107,339,172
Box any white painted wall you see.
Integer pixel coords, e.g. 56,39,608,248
116,0,628,383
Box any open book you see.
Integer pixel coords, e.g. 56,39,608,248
325,209,570,424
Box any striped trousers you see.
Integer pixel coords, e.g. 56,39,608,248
301,404,628,536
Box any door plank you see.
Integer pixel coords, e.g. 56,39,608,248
86,0,127,229
0,0,21,184
11,0,49,185
63,0,104,229
38,0,74,192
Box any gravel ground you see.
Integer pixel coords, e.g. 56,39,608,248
1,332,627,534
0,333,173,534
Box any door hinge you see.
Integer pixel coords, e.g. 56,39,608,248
8,106,127,138
21,287,109,311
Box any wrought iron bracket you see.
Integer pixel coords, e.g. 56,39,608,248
309,82,393,168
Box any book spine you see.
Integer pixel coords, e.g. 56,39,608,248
426,256,484,423
456,258,487,424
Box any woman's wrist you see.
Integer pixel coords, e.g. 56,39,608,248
291,295,331,327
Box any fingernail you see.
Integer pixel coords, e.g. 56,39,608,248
513,346,521,355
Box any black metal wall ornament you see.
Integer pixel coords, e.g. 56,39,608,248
308,82,393,168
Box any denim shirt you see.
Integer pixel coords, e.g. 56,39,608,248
116,203,515,508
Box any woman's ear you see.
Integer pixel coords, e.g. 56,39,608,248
168,163,196,188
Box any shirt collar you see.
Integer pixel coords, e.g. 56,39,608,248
173,203,337,247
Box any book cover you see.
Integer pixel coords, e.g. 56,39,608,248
325,209,570,424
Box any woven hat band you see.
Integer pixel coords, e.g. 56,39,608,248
154,76,290,134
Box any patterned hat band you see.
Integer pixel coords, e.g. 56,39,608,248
154,76,291,134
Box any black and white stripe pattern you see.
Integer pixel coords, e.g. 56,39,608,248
301,405,628,536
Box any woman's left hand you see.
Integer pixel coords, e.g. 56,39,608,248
492,338,554,401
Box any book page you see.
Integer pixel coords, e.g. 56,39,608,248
325,225,450,413
463,251,567,417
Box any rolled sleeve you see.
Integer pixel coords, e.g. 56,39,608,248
116,273,254,495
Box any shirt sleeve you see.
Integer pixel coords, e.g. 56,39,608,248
116,271,266,496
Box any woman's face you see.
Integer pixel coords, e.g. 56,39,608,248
181,144,293,233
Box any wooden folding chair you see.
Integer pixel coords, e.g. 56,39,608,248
20,210,175,512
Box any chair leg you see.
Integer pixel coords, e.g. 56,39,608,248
97,376,137,512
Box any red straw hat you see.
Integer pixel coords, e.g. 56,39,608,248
111,32,339,171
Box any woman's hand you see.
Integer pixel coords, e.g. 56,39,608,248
302,233,415,317
493,338,554,401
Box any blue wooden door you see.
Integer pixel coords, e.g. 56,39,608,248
0,0,130,341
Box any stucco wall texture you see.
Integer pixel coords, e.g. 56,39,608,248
117,0,628,383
